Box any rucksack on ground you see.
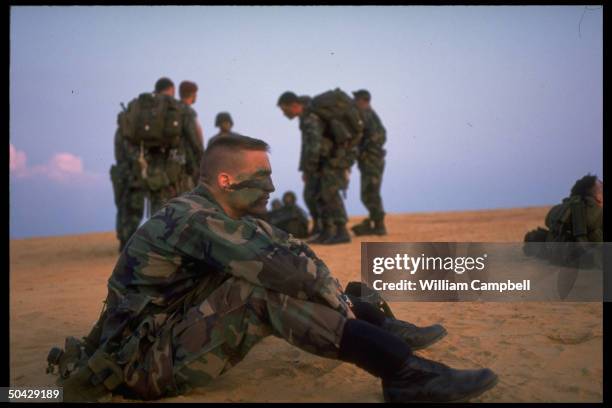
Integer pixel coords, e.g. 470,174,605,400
119,93,182,149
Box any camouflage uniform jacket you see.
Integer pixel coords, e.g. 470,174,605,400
298,110,332,174
359,108,387,161
179,104,204,179
545,195,603,243
101,183,350,346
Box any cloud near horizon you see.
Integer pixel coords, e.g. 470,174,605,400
9,144,102,184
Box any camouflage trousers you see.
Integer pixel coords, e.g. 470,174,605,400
303,172,319,222
116,177,193,251
115,187,172,251
149,176,195,214
304,167,348,229
116,187,145,251
358,157,385,222
120,277,347,400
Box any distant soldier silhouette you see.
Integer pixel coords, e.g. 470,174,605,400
206,112,242,149
267,191,310,238
351,89,387,236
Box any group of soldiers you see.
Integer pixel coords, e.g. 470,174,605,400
48,81,505,403
48,77,602,404
111,80,389,250
110,78,242,251
276,88,388,245
265,191,310,238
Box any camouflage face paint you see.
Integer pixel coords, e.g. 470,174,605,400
227,168,275,215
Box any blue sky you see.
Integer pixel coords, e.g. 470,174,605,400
9,6,603,239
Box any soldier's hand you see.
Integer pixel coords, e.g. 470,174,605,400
302,172,307,182
317,277,354,318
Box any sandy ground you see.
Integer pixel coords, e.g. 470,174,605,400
10,206,603,402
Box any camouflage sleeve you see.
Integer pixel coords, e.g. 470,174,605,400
114,128,127,163
182,108,204,175
370,110,387,146
586,206,603,242
195,118,204,149
257,218,349,315
299,114,324,173
174,208,350,315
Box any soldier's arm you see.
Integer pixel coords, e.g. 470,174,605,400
175,208,350,315
370,110,387,146
182,110,204,179
299,114,324,174
195,118,204,149
114,128,125,163
184,110,204,157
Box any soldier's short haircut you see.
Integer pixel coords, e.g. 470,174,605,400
352,89,371,102
277,91,300,106
155,77,175,93
570,174,600,198
179,81,198,99
200,135,270,183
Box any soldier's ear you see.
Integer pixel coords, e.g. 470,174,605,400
217,173,232,190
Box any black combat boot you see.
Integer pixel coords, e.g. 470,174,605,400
372,218,387,235
381,318,447,350
308,223,334,244
322,224,351,245
382,354,498,403
351,218,374,236
350,300,447,350
338,319,498,403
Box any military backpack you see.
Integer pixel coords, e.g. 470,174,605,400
118,93,182,149
309,88,364,146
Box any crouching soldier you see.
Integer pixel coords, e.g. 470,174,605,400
267,191,310,238
524,174,603,267
48,135,497,403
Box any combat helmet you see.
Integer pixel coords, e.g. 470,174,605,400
215,112,233,127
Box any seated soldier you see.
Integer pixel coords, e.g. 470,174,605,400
270,198,282,211
267,191,310,238
50,135,497,403
524,174,603,265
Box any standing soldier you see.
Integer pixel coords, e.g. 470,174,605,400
351,89,387,235
277,89,362,245
206,112,241,148
110,117,143,252
178,80,204,188
111,77,188,250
